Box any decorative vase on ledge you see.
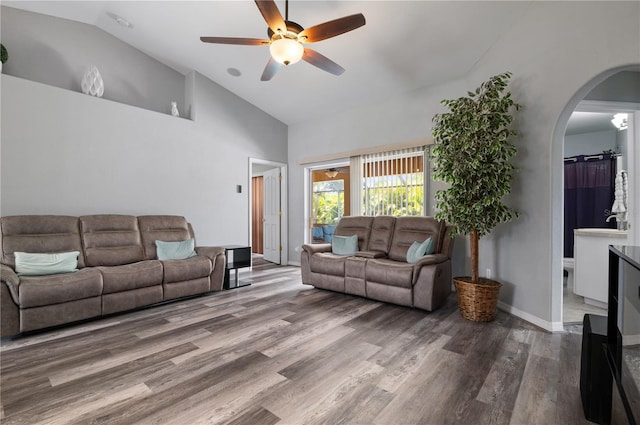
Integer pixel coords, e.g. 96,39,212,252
81,65,104,97
171,101,180,117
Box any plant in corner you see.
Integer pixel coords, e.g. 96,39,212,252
431,72,521,322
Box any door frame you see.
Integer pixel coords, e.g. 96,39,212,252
248,158,288,265
560,101,638,325
572,100,639,243
551,66,640,329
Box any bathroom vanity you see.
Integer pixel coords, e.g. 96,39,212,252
574,228,628,307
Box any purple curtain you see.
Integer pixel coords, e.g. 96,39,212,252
564,154,616,258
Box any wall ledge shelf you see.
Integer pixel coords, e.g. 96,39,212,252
1,73,194,122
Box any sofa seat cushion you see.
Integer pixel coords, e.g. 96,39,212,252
19,268,103,308
162,256,212,284
309,252,347,276
98,261,163,294
366,258,415,289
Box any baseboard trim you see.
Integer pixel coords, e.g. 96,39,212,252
623,334,640,345
288,261,301,267
497,301,564,333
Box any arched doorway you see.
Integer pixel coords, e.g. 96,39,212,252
551,65,640,326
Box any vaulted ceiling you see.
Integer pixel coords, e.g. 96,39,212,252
5,1,532,125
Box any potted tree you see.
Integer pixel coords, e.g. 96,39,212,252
431,72,521,322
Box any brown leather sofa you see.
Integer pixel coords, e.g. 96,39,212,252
301,216,454,311
0,214,226,337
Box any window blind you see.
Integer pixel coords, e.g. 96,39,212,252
361,146,426,216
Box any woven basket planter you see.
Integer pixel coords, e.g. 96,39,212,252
454,277,502,322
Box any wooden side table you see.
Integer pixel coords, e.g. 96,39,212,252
222,245,252,289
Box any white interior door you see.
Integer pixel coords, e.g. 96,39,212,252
263,167,281,264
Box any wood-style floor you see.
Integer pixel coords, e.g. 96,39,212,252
0,263,591,425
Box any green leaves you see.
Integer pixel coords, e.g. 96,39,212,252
431,72,521,239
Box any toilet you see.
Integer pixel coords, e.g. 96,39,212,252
563,258,575,291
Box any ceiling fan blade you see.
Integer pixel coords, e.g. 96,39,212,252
261,57,282,81
200,37,270,46
299,13,366,43
302,48,345,76
255,0,286,34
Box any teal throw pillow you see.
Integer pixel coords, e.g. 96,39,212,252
155,239,197,260
14,251,79,276
332,234,358,256
406,237,434,264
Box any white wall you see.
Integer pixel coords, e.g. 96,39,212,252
1,72,287,246
288,1,640,330
564,129,618,158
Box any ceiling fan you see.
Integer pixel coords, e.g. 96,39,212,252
200,0,366,81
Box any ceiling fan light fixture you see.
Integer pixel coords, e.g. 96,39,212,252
270,37,304,65
200,0,366,80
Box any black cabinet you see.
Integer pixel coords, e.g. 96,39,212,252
605,246,640,425
580,313,612,424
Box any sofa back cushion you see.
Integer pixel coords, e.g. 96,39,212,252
388,217,446,262
138,215,194,260
367,216,396,253
334,216,374,251
80,215,145,266
0,215,85,269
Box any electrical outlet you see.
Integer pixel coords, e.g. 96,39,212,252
486,268,492,279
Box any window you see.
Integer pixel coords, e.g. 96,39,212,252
360,147,426,216
312,179,345,224
304,146,426,244
311,167,350,225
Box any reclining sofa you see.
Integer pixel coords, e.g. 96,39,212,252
301,216,453,311
0,214,226,337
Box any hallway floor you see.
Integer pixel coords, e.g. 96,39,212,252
563,277,607,324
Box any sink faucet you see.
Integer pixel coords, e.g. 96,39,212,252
606,213,627,230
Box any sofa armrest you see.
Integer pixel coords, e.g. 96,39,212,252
413,253,449,268
195,246,226,291
1,264,20,305
355,250,387,259
302,243,332,255
195,246,225,260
